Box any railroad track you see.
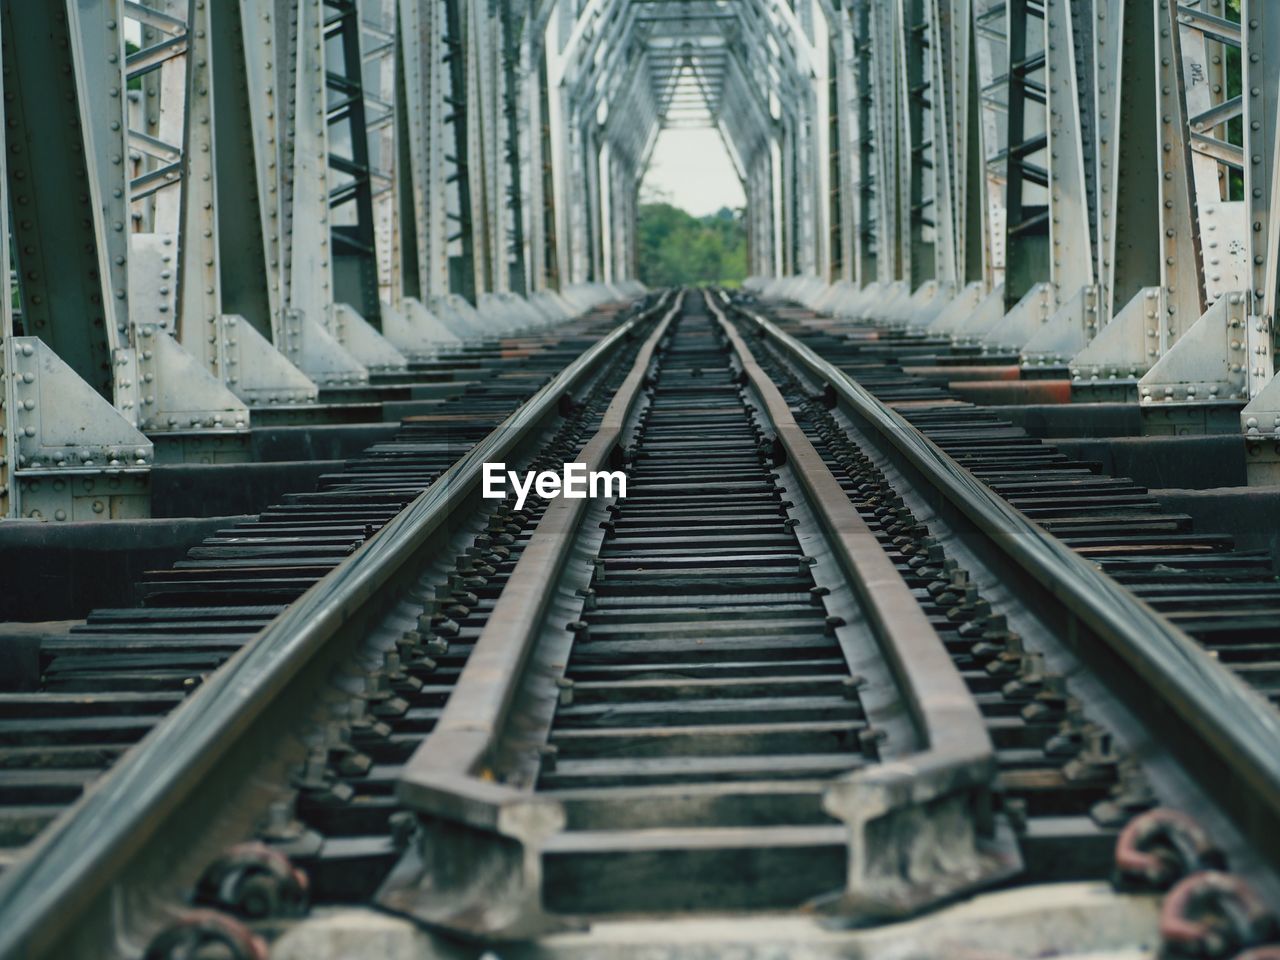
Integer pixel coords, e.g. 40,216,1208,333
0,298,648,873
747,297,1280,712
2,291,1279,960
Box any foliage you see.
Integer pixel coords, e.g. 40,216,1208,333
635,203,747,288
127,42,141,91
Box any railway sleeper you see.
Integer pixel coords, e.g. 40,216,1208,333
378,296,1058,936
5,291,1277,959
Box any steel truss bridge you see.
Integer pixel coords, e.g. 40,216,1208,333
3,0,1280,518
5,2,1280,960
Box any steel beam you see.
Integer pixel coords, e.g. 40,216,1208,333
1,1,128,401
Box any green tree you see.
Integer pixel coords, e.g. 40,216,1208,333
636,203,747,288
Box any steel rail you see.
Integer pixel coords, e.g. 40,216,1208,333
381,292,684,938
381,292,1017,938
0,291,674,960
708,293,1019,917
728,294,1280,870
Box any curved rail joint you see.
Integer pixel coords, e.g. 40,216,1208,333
708,293,1019,920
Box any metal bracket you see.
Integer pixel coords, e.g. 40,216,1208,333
926,281,983,337
427,294,493,338
530,291,573,324
446,293,502,334
512,292,550,327
1243,373,1280,483
832,281,885,320
479,292,543,332
223,317,320,406
1,334,13,518
125,237,254,450
281,309,370,388
812,281,849,314
972,283,1055,351
1071,287,1164,382
499,293,555,330
133,324,249,435
380,300,459,359
129,234,179,334
1022,285,1101,366
419,296,473,340
477,292,525,332
822,765,1021,920
895,282,952,330
860,280,911,323
5,337,151,521
1201,201,1249,305
403,298,467,343
328,304,409,375
950,284,1013,342
1138,292,1250,404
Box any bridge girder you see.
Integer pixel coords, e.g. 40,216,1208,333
7,0,1280,523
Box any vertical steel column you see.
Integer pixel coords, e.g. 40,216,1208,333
325,0,383,326
959,0,988,285
0,0,129,401
828,37,844,282
1242,0,1280,397
210,0,282,343
394,12,421,301
467,0,503,295
850,0,879,286
973,0,1010,286
443,0,477,302
1002,0,1050,307
284,0,337,331
832,9,858,284
870,0,902,284
538,50,560,290
565,106,590,284
899,0,935,289
0,10,13,518
1240,0,1280,470
795,76,820,277
1155,0,1209,346
747,150,775,277
781,119,797,276
173,0,225,372
357,0,397,306
392,0,463,300
1044,0,1096,299
1098,0,1160,322
583,124,602,283
502,0,529,296
0,2,157,516
133,2,189,239
928,0,964,291
1078,2,1252,409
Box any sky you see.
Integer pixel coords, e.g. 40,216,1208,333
639,128,747,216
